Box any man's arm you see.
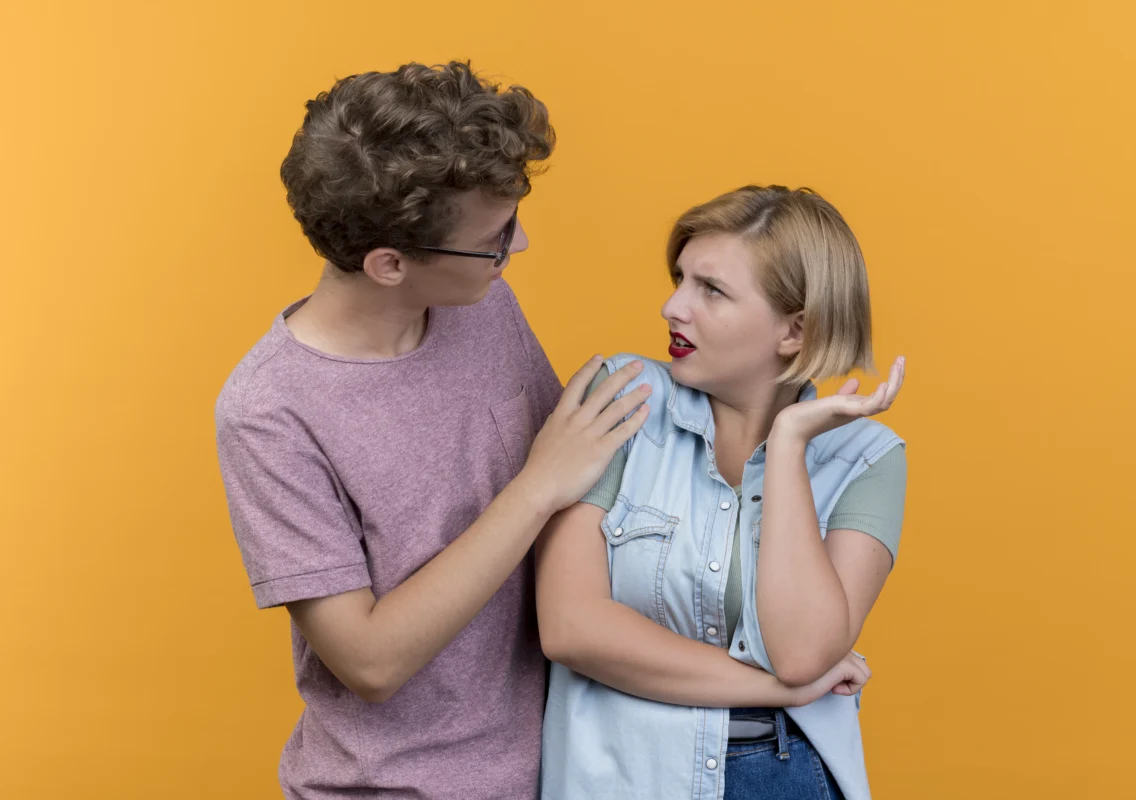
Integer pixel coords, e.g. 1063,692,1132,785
288,356,651,703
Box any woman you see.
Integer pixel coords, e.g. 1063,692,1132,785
536,185,906,800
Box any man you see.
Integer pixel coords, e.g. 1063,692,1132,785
215,62,649,799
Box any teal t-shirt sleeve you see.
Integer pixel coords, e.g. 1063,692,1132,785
826,444,907,564
578,366,626,512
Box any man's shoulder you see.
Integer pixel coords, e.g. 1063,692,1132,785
215,324,297,431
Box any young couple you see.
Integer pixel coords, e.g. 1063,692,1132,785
216,61,907,800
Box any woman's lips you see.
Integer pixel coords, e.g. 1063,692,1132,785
669,331,696,359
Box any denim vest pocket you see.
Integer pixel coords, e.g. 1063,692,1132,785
603,503,678,625
602,503,678,545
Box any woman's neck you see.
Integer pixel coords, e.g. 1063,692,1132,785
709,378,801,485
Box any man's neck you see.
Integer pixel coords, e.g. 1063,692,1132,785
285,263,429,359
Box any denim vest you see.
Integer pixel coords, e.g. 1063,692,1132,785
541,354,904,800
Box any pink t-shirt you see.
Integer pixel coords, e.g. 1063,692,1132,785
215,279,562,799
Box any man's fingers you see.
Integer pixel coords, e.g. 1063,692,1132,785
581,360,645,416
606,403,649,448
560,355,606,407
594,384,652,431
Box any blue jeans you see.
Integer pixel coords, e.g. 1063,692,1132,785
723,709,844,800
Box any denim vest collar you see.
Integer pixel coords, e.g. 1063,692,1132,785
668,377,819,460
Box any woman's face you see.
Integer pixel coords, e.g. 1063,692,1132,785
661,232,800,395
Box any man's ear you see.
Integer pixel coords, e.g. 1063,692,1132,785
777,310,805,358
362,248,407,287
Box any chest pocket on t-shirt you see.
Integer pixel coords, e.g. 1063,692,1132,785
602,504,678,627
490,386,535,478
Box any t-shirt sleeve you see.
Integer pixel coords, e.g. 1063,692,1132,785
502,281,563,425
827,444,907,565
216,406,372,609
578,366,626,512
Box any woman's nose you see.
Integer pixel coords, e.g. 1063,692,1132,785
661,290,689,323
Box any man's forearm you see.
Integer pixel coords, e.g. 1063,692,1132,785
292,475,554,703
366,477,555,693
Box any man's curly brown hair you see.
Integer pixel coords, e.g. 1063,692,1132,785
280,61,555,272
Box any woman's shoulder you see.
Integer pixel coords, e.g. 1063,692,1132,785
603,353,674,388
601,353,678,446
811,416,905,466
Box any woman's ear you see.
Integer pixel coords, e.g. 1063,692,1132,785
777,310,805,358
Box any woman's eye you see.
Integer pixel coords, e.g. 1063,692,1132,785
704,284,722,296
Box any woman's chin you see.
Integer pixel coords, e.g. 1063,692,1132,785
669,359,701,388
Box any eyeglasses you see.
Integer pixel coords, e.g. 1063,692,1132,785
413,209,518,268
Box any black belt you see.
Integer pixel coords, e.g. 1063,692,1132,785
728,708,802,742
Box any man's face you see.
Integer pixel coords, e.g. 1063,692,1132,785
401,190,528,307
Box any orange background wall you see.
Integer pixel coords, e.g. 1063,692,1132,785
2,1,1132,797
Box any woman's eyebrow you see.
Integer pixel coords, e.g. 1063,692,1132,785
674,261,728,285
688,269,730,292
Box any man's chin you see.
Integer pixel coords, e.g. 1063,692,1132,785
427,281,494,307
463,281,494,305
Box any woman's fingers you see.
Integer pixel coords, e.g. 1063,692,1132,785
882,357,904,407
836,378,860,396
853,357,906,416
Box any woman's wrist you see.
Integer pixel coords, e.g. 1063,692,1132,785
748,668,804,707
767,420,809,457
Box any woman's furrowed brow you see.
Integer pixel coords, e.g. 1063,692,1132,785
689,269,729,291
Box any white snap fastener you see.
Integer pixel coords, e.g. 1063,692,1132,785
706,758,718,770
706,626,718,637
720,501,731,510
709,561,720,572
613,527,623,537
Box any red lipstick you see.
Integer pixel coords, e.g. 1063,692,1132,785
669,330,696,359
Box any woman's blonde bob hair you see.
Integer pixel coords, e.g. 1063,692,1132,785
666,185,873,385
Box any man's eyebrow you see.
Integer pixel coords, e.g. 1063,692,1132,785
479,208,517,246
